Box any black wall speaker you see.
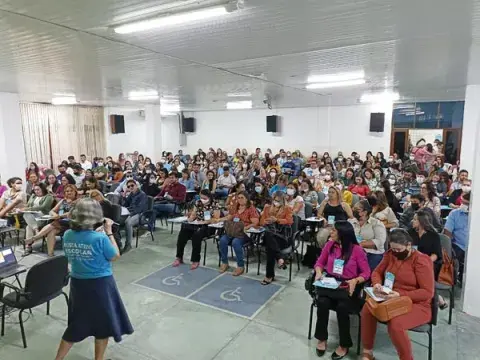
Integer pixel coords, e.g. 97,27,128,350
109,114,125,134
182,117,195,133
369,113,385,132
266,115,279,132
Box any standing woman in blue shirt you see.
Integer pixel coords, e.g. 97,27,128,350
55,198,133,360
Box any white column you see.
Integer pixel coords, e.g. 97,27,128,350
0,93,27,182
462,109,480,316
144,104,162,160
460,85,480,173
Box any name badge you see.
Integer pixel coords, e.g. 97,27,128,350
233,217,240,223
327,216,335,225
204,211,211,221
356,234,363,243
333,259,345,275
58,209,65,216
384,272,395,289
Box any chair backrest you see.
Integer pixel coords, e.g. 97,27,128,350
106,193,121,205
430,290,439,326
147,196,154,210
111,204,122,223
304,202,313,218
98,180,108,194
109,182,120,193
317,192,326,203
352,194,360,206
24,256,69,304
439,233,452,258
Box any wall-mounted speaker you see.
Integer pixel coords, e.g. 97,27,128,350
109,114,125,134
266,115,279,132
182,117,195,133
369,113,385,132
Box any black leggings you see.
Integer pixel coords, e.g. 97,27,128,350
176,225,213,262
264,231,289,278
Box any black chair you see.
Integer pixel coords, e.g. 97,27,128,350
436,234,455,325
306,271,363,356
134,196,155,248
109,182,121,194
0,227,20,247
0,256,70,348
304,202,313,219
169,200,187,234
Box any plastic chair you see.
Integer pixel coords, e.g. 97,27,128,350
0,256,69,348
317,192,326,204
134,196,155,248
436,233,455,324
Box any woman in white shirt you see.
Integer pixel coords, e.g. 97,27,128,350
285,183,305,220
370,191,399,229
421,180,441,217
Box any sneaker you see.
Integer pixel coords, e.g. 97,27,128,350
121,245,132,255
172,258,183,267
190,262,200,270
219,264,229,273
232,267,244,276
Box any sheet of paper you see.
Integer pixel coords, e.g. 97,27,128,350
314,277,340,289
121,207,130,216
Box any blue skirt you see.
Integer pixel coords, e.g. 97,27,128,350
62,275,134,343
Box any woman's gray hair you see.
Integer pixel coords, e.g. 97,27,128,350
415,209,435,232
70,197,104,231
389,228,414,246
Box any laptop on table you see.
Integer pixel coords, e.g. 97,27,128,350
0,247,26,279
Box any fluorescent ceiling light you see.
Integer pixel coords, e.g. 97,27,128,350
52,95,77,105
128,90,159,101
360,91,400,103
306,78,365,89
307,70,365,84
227,92,252,97
226,100,252,109
161,98,180,113
114,6,228,34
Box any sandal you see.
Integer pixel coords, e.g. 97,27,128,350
21,237,35,246
277,259,287,270
439,302,449,310
261,277,274,285
361,352,375,360
22,246,33,257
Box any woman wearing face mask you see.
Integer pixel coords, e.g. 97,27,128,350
300,179,319,207
24,184,78,256
0,177,27,218
142,172,161,197
420,180,441,217
360,229,434,360
449,180,472,209
316,187,353,247
351,200,386,270
173,190,221,270
250,178,271,210
201,170,217,192
318,171,335,195
334,181,352,207
259,191,294,284
348,175,370,198
375,152,387,168
285,183,305,220
217,192,260,276
313,221,370,359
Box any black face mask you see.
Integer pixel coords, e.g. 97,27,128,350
392,249,409,261
411,203,420,211
353,210,362,220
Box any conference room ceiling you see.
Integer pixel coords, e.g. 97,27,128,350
0,0,477,110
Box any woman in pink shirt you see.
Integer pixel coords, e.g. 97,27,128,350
313,221,370,359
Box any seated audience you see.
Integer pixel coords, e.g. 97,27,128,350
348,175,370,197
334,181,353,207
26,172,40,195
191,163,207,190
364,169,378,192
226,182,246,213
448,178,471,208
201,170,217,192
313,221,370,358
299,178,319,207
22,183,55,240
269,174,288,196
351,200,387,269
399,194,442,232
379,179,402,214
179,169,195,191
89,190,122,249
24,184,78,256
444,192,470,286
259,191,293,284
360,229,434,360
216,166,237,198
153,172,186,218
285,182,305,220
121,180,148,253
250,178,271,209
45,173,60,194
316,187,353,247
142,172,161,197
71,164,85,188
56,174,76,199
421,180,441,217
370,191,399,229
0,177,27,218
217,192,259,276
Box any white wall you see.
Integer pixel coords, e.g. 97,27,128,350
105,104,393,158
182,104,392,156
104,107,147,157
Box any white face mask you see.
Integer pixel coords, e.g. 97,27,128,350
462,186,472,193
273,201,281,207
388,179,396,185
255,186,262,193
270,172,276,178
409,155,415,161
324,175,331,181
416,177,425,185
242,164,248,169
388,157,393,162
336,184,343,191
354,165,360,170
320,169,327,175
14,184,22,191
97,162,103,166
209,166,214,170
149,178,156,184
286,189,295,196
200,198,209,205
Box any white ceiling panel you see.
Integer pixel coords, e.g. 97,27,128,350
0,0,477,109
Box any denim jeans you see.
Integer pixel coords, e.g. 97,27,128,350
153,203,176,217
124,214,140,247
219,234,245,267
215,188,229,199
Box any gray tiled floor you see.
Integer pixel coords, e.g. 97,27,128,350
0,224,479,359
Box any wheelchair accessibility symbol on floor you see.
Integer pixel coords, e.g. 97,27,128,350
162,274,184,286
220,287,242,302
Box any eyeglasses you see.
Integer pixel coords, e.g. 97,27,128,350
127,185,135,189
